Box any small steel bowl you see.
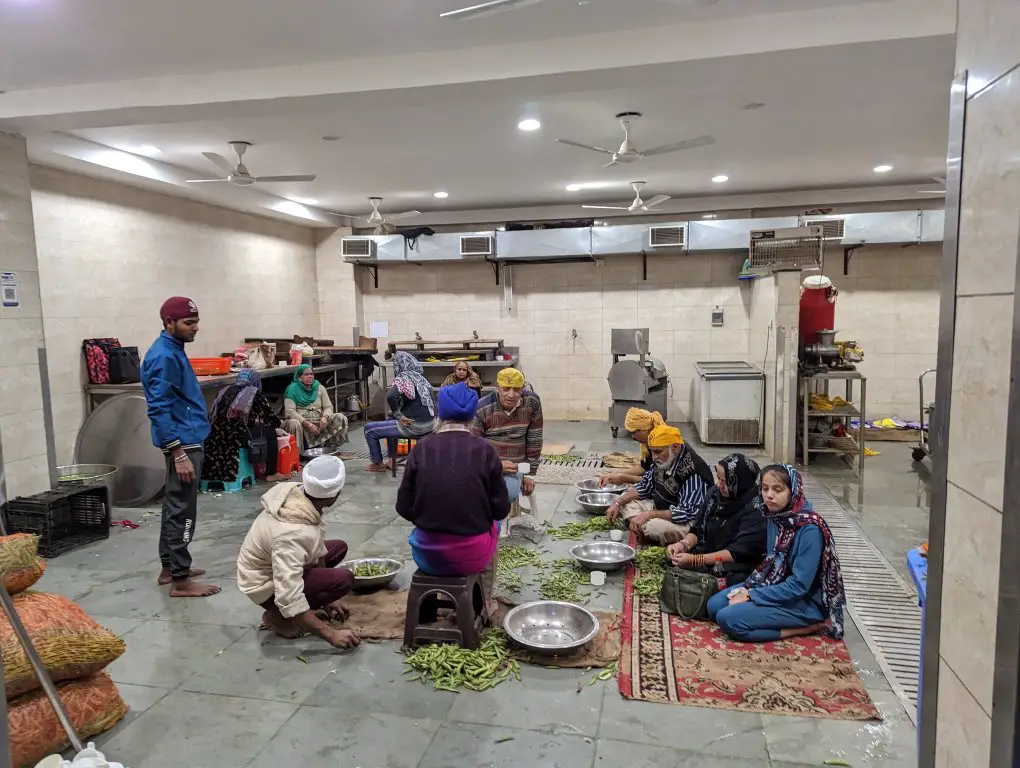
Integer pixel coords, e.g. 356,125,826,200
503,600,600,655
345,557,402,589
569,541,636,571
576,491,619,515
575,478,627,495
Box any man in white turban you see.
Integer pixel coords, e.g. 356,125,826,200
236,455,361,649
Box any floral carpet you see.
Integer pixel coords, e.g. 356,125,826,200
618,557,880,721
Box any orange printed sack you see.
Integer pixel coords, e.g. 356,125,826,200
0,534,45,595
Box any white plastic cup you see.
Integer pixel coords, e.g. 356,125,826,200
609,529,624,542
518,462,531,475
590,571,606,586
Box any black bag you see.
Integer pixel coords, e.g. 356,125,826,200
247,431,269,464
107,346,140,384
659,565,719,620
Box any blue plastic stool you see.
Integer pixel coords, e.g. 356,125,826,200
200,448,256,494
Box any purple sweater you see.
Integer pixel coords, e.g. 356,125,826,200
396,430,511,536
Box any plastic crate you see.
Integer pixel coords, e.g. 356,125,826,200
5,485,111,557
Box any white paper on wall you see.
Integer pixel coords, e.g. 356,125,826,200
1,272,19,307
369,321,389,338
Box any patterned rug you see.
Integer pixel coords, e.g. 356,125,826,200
618,559,880,720
534,463,601,486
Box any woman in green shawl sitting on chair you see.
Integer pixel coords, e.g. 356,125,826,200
283,364,350,451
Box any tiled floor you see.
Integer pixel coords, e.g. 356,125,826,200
40,421,925,767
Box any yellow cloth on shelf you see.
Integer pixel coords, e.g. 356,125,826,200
647,424,683,448
496,367,525,388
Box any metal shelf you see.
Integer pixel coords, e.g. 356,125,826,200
800,371,867,475
807,405,861,418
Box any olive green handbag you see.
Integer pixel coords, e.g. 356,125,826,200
658,565,718,620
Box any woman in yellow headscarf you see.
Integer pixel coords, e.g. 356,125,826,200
600,408,680,486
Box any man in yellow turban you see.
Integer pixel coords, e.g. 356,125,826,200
601,408,680,486
472,367,543,503
607,423,714,544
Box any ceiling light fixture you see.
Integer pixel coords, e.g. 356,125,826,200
565,181,617,192
711,175,729,183
136,145,162,156
873,164,893,173
703,214,717,219
433,191,449,199
518,119,541,132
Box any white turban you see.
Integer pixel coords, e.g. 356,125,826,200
302,455,346,499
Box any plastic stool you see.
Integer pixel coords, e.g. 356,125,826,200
277,434,301,476
200,448,256,494
403,570,485,650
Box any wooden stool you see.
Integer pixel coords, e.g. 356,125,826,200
403,570,485,650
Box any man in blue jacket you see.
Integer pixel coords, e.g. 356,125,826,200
142,297,220,598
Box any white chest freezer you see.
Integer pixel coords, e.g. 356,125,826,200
693,361,765,445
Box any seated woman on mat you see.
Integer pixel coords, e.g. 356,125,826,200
600,407,665,487
203,369,287,483
396,382,510,617
707,463,847,642
442,361,483,396
282,364,349,451
365,351,437,472
666,453,768,587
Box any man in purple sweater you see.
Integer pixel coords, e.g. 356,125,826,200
397,382,510,617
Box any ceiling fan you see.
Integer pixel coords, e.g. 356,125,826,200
185,141,316,186
557,112,714,167
328,197,422,226
441,0,719,20
582,181,670,213
917,176,946,196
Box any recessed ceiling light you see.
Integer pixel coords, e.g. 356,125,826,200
518,119,541,132
711,175,729,183
433,191,449,199
565,181,617,192
873,164,893,173
136,145,161,156
290,197,318,206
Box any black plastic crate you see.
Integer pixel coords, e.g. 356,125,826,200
6,485,111,557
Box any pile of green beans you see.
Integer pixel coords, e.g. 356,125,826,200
547,516,621,540
496,544,545,593
403,630,521,692
633,546,667,597
352,563,391,577
538,559,591,603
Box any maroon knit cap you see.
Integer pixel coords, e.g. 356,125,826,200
160,297,199,322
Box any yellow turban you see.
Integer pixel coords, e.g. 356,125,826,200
647,424,683,448
496,367,526,388
624,408,664,433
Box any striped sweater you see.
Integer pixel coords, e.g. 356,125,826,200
471,392,544,470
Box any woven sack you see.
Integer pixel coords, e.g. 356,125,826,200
8,672,127,768
0,534,46,595
2,592,126,699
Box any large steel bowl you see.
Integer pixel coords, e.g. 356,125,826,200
576,491,619,515
346,557,402,589
503,601,600,655
569,541,636,571
576,478,627,495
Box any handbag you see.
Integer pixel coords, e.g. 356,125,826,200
247,430,269,464
659,565,719,620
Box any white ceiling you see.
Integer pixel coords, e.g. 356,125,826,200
1,0,891,89
1,0,956,225
60,37,954,213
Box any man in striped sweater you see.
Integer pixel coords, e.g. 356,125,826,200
471,368,543,502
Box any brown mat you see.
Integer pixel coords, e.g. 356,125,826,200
601,452,641,470
541,443,575,456
337,589,621,668
535,463,601,486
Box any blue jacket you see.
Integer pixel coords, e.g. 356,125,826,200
141,331,211,450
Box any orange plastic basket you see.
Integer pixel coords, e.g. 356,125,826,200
189,357,232,376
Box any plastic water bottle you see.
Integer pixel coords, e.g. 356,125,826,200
713,558,727,592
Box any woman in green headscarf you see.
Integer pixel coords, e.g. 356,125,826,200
283,364,349,451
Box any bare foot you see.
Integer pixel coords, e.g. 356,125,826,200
779,622,827,639
265,610,303,639
158,567,206,586
264,473,288,483
168,578,221,598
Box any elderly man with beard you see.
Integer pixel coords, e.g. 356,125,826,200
471,367,543,503
606,424,714,544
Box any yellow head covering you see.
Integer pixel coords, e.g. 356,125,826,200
624,408,664,433
496,367,526,388
647,424,684,448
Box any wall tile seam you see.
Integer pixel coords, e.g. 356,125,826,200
939,650,995,721
946,478,1004,516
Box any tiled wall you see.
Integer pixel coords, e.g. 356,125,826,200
355,252,752,421
0,133,50,499
933,4,1020,763
832,244,941,420
30,166,319,465
315,227,361,344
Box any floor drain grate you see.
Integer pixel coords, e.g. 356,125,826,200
801,474,921,724
539,457,604,468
